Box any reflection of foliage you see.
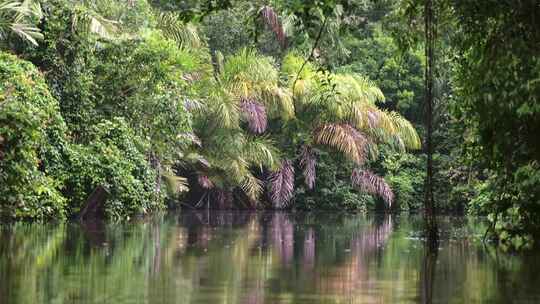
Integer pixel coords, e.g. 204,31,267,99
3,213,527,303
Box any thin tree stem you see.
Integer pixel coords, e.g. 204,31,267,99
291,16,328,104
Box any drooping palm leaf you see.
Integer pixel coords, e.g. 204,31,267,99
267,86,295,119
240,98,267,134
299,146,316,189
387,111,422,149
260,5,287,48
242,136,280,171
72,4,118,38
0,0,43,45
268,159,294,208
162,173,189,195
198,175,214,189
314,123,372,165
351,168,394,207
242,173,263,202
220,49,295,122
156,11,201,49
333,74,385,104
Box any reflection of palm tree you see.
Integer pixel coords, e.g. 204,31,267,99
315,216,394,300
303,227,315,271
268,212,294,265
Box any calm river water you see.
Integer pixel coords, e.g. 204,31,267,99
1,211,539,303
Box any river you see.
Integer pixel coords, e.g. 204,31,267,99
1,211,539,303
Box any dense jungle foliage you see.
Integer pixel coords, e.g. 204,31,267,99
0,0,539,250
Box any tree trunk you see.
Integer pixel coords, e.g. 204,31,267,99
80,185,109,220
420,241,438,304
424,0,438,241
149,151,162,200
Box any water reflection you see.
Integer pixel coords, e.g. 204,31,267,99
1,212,540,303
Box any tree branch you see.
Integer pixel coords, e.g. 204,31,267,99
291,17,328,99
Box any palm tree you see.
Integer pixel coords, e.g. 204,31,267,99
266,52,421,208
179,49,293,207
181,48,420,210
0,0,43,46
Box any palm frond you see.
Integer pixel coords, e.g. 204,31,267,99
299,146,316,189
268,159,294,208
240,98,267,134
176,151,209,168
387,111,422,149
156,11,201,49
228,157,250,184
72,4,118,39
242,136,280,171
177,132,202,147
282,52,317,97
242,173,263,202
314,123,371,165
260,5,287,48
267,86,295,119
221,49,279,97
162,173,189,195
333,74,385,104
198,175,214,189
214,50,224,75
281,13,297,37
184,98,203,111
206,89,240,129
351,168,394,207
0,0,43,45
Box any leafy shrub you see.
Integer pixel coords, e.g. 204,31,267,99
379,150,425,211
293,152,377,212
469,162,540,250
61,118,161,220
0,52,67,220
92,31,199,160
